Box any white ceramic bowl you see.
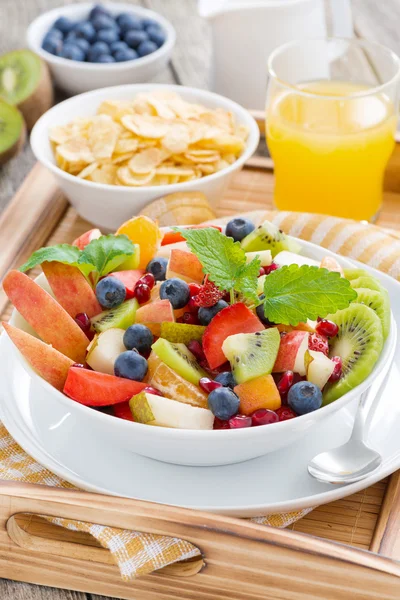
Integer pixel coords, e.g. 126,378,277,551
8,239,396,467
26,3,176,95
30,84,260,230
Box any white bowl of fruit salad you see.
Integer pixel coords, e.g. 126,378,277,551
2,215,395,466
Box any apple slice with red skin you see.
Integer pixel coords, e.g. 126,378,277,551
109,269,144,299
273,331,309,375
64,367,147,406
161,224,222,246
3,270,89,363
135,299,174,336
72,228,102,250
2,322,73,391
166,249,204,284
41,262,102,318
203,303,264,370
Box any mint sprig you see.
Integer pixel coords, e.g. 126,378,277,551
262,264,357,325
19,234,137,286
174,227,260,302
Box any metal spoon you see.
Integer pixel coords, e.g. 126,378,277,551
307,378,388,485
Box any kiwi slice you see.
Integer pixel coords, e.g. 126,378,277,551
222,328,280,384
240,220,301,257
343,268,370,281
0,50,53,130
159,322,206,344
350,276,382,292
323,303,383,405
91,299,139,333
152,338,207,385
353,287,390,340
0,100,25,165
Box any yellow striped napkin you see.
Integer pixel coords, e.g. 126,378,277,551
1,210,398,580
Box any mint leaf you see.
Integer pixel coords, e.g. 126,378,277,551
19,245,81,273
235,257,261,302
79,234,137,281
175,227,246,291
263,265,357,325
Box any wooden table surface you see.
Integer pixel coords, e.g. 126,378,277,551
1,0,400,598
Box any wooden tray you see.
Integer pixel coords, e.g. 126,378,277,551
1,150,400,598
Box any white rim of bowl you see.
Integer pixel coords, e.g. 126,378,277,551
30,83,260,193
27,2,176,71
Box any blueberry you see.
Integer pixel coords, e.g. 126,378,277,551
208,387,239,420
96,28,120,45
73,21,96,42
160,278,190,310
146,25,166,47
45,27,63,41
91,13,117,31
198,300,229,326
87,41,110,61
142,18,158,30
42,37,63,55
110,40,129,54
114,48,138,62
256,295,275,326
124,29,148,49
146,257,168,281
287,382,322,415
214,371,236,389
59,43,85,61
89,4,112,20
95,276,126,309
53,17,74,34
137,40,158,57
117,13,143,33
123,324,153,353
114,351,148,381
225,218,255,243
96,54,116,63
73,38,90,54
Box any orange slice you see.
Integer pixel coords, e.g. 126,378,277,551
116,215,163,269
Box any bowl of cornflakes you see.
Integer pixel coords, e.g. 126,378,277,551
30,84,259,230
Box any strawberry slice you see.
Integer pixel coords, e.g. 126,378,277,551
64,367,147,406
161,224,222,246
194,276,225,308
308,332,329,356
113,401,134,421
203,303,264,369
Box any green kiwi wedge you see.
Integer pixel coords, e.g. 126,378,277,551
152,338,207,385
350,275,382,292
0,50,53,130
353,287,390,340
0,100,25,165
222,328,280,384
240,219,301,257
343,268,370,281
91,299,139,333
323,303,383,405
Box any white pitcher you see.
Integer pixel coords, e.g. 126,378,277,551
198,0,353,109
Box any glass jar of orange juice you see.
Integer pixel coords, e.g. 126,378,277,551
266,39,400,221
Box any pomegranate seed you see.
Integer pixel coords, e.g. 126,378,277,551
251,409,279,426
276,406,297,421
143,386,163,396
189,283,202,297
187,297,200,314
199,377,222,393
264,262,278,275
229,414,252,428
214,417,230,429
187,339,206,362
329,356,343,382
134,283,151,304
182,312,199,325
140,273,155,290
72,363,85,369
277,371,294,395
309,332,329,356
316,319,339,338
75,312,91,332
258,267,265,277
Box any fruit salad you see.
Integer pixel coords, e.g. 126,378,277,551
2,216,390,430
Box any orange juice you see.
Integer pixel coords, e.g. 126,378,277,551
267,81,397,220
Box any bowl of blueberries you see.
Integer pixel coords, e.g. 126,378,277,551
27,2,176,95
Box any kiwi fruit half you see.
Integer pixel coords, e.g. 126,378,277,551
323,303,383,405
151,338,207,385
240,220,301,257
350,275,382,293
91,299,139,333
0,50,53,130
0,100,25,165
222,327,280,384
353,287,390,340
343,268,370,281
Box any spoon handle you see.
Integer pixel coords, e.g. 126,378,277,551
351,376,389,442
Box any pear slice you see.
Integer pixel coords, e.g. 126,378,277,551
86,328,126,375
305,350,335,389
130,392,214,430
